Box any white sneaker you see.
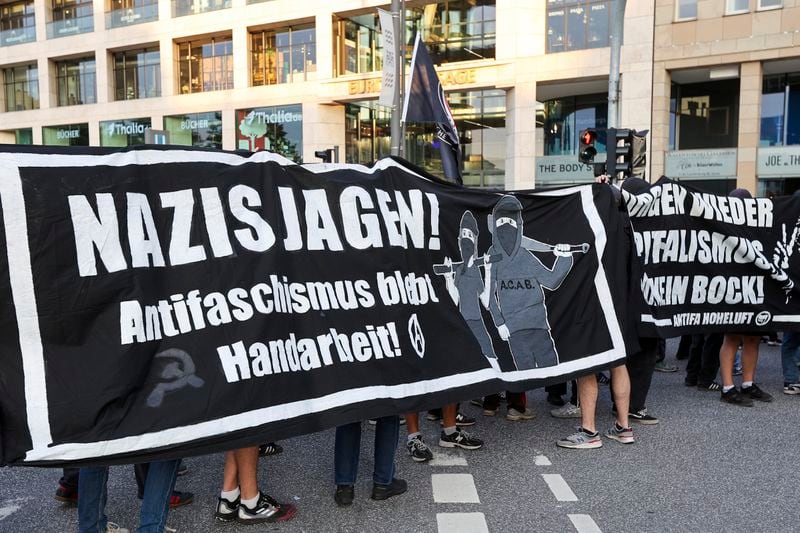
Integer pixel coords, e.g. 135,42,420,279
505,407,535,421
550,402,582,419
783,383,800,395
106,523,130,533
164,527,177,533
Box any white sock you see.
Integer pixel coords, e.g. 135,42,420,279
742,381,753,389
723,385,735,393
240,492,260,509
220,487,240,501
407,432,421,443
443,426,457,435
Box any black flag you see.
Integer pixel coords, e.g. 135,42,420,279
402,33,462,184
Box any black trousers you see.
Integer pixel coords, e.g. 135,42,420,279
676,335,693,359
626,337,659,412
545,381,578,405
685,333,722,386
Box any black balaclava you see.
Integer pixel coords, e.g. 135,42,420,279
458,211,479,274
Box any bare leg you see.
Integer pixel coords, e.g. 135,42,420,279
577,374,598,433
222,452,238,492
441,404,457,429
232,447,260,500
404,412,419,434
741,335,761,383
610,364,630,428
719,334,740,388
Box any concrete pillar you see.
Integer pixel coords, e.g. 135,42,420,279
315,12,333,80
737,61,762,194
650,64,671,180
95,48,110,104
232,26,249,90
505,82,537,189
160,36,175,97
222,107,236,151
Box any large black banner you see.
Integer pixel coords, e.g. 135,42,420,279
0,147,631,467
625,178,800,337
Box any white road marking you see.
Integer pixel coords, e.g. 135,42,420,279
568,514,602,533
430,452,468,467
432,473,481,503
534,454,552,466
0,498,26,521
542,474,578,501
437,512,489,533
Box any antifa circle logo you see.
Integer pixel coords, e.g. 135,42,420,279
755,311,772,327
408,314,426,359
146,349,205,408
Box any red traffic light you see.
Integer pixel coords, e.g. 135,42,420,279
581,130,596,145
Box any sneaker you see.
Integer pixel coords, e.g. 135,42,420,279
164,527,177,533
105,523,129,533
446,412,476,427
733,364,743,376
168,491,193,509
697,381,721,392
654,361,678,373
371,478,407,501
505,407,536,421
176,463,189,477
439,428,483,450
469,398,484,408
406,435,434,462
214,495,239,522
720,387,754,407
237,492,296,524
550,402,581,419
482,406,498,417
596,373,611,385
426,409,442,421
334,485,354,507
368,418,405,426
628,408,659,425
258,442,284,457
767,340,781,346
604,423,634,444
546,393,565,407
741,383,773,402
556,429,602,449
783,383,800,395
54,484,78,505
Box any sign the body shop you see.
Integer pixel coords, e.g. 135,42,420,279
665,149,738,179
758,146,800,178
535,154,606,185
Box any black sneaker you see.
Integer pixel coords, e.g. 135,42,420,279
597,372,611,385
54,484,78,505
334,485,354,507
450,412,476,427
628,408,659,425
438,428,483,450
741,383,773,402
469,398,484,407
426,409,442,421
406,435,434,462
258,442,283,457
237,492,296,523
546,393,566,407
371,478,407,501
698,381,721,392
214,495,240,522
168,491,194,509
721,387,754,407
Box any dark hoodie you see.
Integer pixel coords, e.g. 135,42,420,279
454,211,498,321
486,195,573,333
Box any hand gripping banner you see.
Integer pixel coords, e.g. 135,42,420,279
0,146,631,466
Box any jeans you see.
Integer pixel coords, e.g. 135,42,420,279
781,331,800,384
334,416,399,486
78,460,179,533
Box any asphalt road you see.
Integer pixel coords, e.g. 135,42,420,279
1,339,797,533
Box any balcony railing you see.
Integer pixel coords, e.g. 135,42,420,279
106,3,158,28
172,0,230,17
0,25,36,46
46,14,93,39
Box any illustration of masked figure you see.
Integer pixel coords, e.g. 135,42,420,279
437,211,501,371
483,195,576,370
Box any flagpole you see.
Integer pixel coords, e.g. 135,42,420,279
390,0,402,157
398,0,405,157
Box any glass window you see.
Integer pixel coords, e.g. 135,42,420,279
760,73,800,147
113,47,160,100
758,0,782,9
541,93,608,156
235,105,303,161
100,117,151,146
178,36,233,94
669,79,740,149
334,14,383,76
251,25,315,85
726,0,749,14
0,0,36,46
164,111,222,148
546,1,609,53
42,123,89,146
3,63,39,111
172,0,230,17
55,56,96,106
675,0,697,20
106,0,159,28
48,0,93,37
15,128,33,144
408,0,496,64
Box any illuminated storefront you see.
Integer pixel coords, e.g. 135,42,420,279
235,104,302,161
164,111,222,149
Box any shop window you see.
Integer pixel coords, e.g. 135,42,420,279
251,25,315,86
670,79,740,149
100,117,151,146
164,111,222,149
0,0,36,46
15,128,33,144
3,63,39,111
178,36,233,94
760,73,800,147
235,104,303,161
541,93,607,156
42,123,89,146
546,0,609,53
55,56,96,106
113,47,160,100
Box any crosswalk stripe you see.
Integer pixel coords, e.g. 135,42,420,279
432,473,481,503
437,512,489,533
568,514,602,533
542,474,578,501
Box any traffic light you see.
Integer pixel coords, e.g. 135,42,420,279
578,128,598,165
314,149,334,163
606,128,648,180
